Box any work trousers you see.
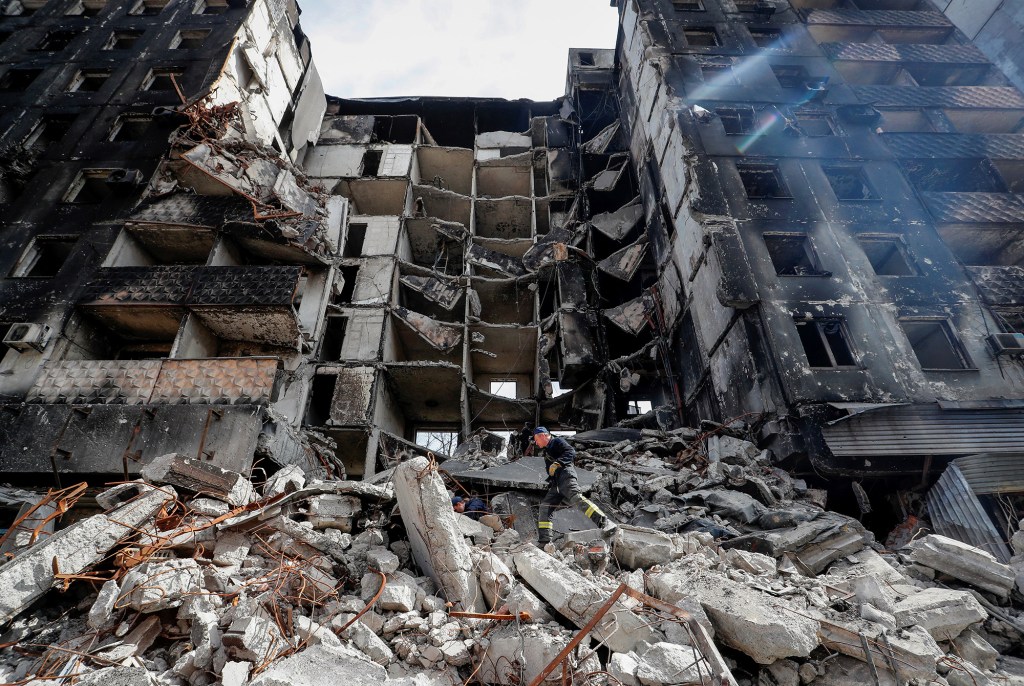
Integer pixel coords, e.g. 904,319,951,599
536,465,607,543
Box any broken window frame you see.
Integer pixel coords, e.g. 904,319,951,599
856,234,920,277
577,52,596,67
414,429,460,455
822,166,878,201
716,106,756,135
9,236,77,278
489,379,518,399
63,169,115,203
794,317,859,369
736,163,790,199
23,113,75,152
763,233,829,277
108,114,154,141
626,399,654,415
142,67,186,92
899,318,973,371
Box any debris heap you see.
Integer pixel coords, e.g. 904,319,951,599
1,428,1023,686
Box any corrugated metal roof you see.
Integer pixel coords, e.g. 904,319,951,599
952,453,1024,495
927,463,1013,563
822,404,1024,457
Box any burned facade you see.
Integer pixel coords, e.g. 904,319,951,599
3,0,1024,497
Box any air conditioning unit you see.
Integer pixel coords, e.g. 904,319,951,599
3,323,52,353
105,168,143,188
989,332,1024,357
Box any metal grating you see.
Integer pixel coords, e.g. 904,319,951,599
852,86,1024,109
27,360,162,405
883,133,1024,160
822,43,986,64
823,404,1024,457
129,194,254,227
927,462,1013,563
805,9,951,28
150,358,278,405
922,192,1024,224
966,266,1024,305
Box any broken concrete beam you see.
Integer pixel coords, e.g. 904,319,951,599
512,544,658,653
818,619,942,682
473,549,552,622
141,453,256,507
953,629,999,672
892,588,987,640
119,558,204,612
250,643,387,686
795,522,872,574
0,482,175,626
308,494,361,532
648,560,819,664
907,535,1016,600
393,456,483,612
611,524,678,570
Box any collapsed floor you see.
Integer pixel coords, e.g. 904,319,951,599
0,428,1022,686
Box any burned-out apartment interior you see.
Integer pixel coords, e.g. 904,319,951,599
1,0,1024,683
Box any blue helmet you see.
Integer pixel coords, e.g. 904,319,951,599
533,426,549,435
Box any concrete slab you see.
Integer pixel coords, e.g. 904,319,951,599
441,456,598,492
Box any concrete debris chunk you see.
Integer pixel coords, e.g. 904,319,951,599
264,464,306,497
0,482,175,625
308,494,361,531
893,587,988,640
612,524,678,569
250,643,387,686
223,616,286,662
476,623,573,686
119,558,204,612
513,544,658,653
636,642,707,686
907,534,1016,600
87,579,121,631
954,629,1000,672
393,456,483,612
140,452,257,507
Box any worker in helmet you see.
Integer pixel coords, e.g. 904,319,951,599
532,427,616,548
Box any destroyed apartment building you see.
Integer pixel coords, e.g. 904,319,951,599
0,0,1023,684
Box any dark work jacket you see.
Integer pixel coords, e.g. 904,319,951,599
542,436,576,474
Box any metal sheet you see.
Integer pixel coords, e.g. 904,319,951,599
927,463,1013,563
952,452,1024,494
822,404,1024,457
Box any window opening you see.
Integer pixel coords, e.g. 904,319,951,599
35,29,81,51
65,169,115,203
489,380,517,398
344,223,367,258
172,29,211,49
737,164,788,198
68,69,110,92
129,0,168,16
672,0,703,9
144,68,185,91
105,30,142,49
857,235,918,276
109,115,153,141
717,107,755,135
793,111,835,136
771,64,809,89
578,52,595,67
685,28,720,47
900,319,969,370
750,28,784,49
796,318,857,368
361,150,382,177
415,430,459,454
0,68,43,92
823,166,876,200
320,315,348,361
626,399,654,415
764,234,827,276
24,114,75,152
701,64,737,85
337,265,359,302
10,237,76,277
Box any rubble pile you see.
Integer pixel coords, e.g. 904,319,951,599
1,430,1023,686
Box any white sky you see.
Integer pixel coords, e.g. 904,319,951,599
298,0,619,102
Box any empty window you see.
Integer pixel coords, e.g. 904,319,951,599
66,0,107,16
737,164,789,198
144,68,185,91
24,114,75,151
550,381,571,397
64,169,115,203
685,28,720,47
129,0,168,15
68,69,110,92
578,52,595,67
857,235,918,276
105,30,142,49
701,64,737,85
415,431,459,454
361,150,382,177
0,31,11,46
171,29,211,49
35,29,81,51
490,380,517,398
0,68,43,92
795,318,857,368
626,399,654,415
337,264,359,302
11,237,76,278
793,111,835,136
344,223,367,258
750,28,785,49
109,115,153,141
764,234,827,276
823,167,876,200
771,64,809,89
195,0,228,13
320,315,348,361
900,319,970,370
672,0,703,9
717,107,755,134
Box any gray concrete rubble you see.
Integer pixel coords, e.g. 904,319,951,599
2,428,1024,686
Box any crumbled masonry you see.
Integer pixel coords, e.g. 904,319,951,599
1,429,1023,685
